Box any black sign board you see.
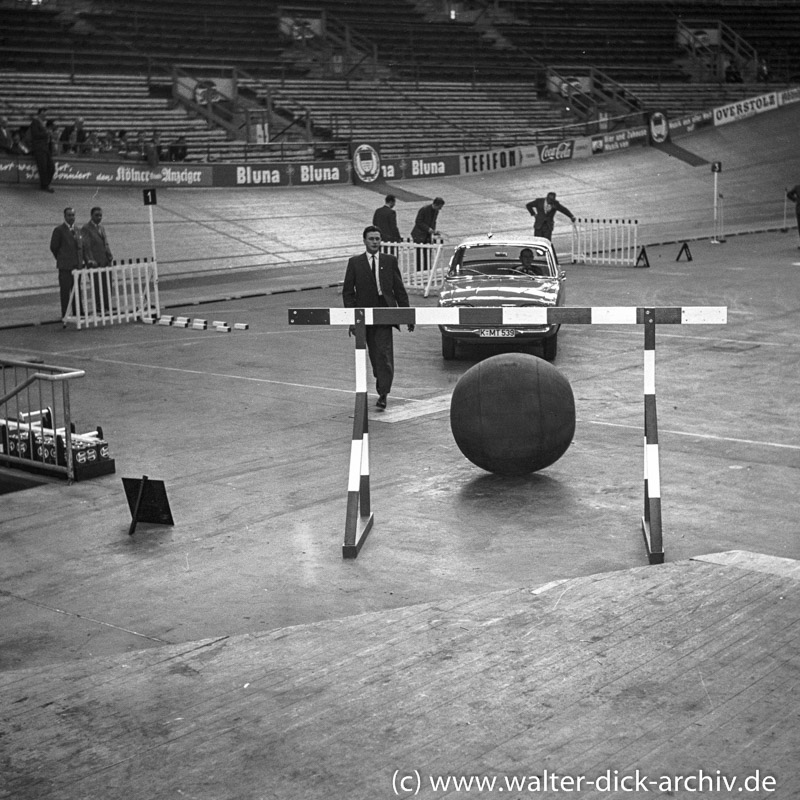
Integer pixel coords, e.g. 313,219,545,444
143,188,157,205
122,475,174,535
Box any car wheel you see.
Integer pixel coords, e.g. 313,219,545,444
542,333,558,361
442,334,456,360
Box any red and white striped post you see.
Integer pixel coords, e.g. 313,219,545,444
642,308,663,563
343,310,374,558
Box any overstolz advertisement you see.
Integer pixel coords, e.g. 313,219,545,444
714,92,778,126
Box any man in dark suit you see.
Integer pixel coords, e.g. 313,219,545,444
787,184,800,248
0,116,13,154
343,226,414,410
50,207,85,318
29,108,55,192
525,191,576,239
372,194,402,243
410,196,444,244
81,206,113,311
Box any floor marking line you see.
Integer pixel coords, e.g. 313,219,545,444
586,420,800,451
5,354,794,451
85,357,355,394
0,589,170,643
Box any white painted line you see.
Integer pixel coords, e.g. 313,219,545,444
374,394,452,423
587,420,800,451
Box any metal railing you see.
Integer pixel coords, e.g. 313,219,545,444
0,358,86,482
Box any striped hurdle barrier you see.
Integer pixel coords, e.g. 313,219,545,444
570,218,639,266
64,258,160,329
381,237,446,298
288,305,727,562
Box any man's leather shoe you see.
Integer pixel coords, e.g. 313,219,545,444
376,395,387,410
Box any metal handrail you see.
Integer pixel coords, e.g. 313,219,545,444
1,358,85,482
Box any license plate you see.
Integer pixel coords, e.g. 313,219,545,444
479,328,516,338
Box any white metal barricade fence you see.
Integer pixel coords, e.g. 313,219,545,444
64,258,161,329
381,237,445,297
570,218,639,266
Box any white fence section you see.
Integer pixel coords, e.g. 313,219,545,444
381,237,446,297
64,258,161,329
570,218,639,266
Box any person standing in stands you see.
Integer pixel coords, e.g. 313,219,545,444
29,108,55,192
787,184,800,248
50,206,85,319
372,194,402,243
526,191,576,240
0,116,13,154
342,225,414,411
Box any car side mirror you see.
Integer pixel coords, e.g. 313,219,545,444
560,271,567,280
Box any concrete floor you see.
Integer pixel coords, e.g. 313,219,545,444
1,103,799,671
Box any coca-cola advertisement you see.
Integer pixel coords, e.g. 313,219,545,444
537,140,575,163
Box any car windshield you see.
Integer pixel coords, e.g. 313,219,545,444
448,244,555,277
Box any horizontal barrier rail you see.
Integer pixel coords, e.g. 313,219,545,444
289,306,727,326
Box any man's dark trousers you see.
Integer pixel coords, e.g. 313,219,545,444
366,297,394,397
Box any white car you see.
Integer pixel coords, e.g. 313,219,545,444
438,235,567,361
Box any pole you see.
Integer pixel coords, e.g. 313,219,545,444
148,204,157,264
782,188,789,233
711,171,719,243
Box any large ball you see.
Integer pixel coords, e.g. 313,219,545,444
450,353,575,475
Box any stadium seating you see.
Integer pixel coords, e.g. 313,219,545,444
1,1,796,165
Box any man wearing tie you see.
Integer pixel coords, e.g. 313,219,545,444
81,206,113,268
342,226,414,410
81,206,113,310
50,207,85,319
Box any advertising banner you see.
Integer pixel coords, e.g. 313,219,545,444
9,158,213,187
460,147,523,174
377,155,461,181
591,126,648,155
667,109,713,138
350,142,383,186
647,111,671,145
778,86,800,107
537,140,575,164
215,160,350,187
0,158,18,184
714,92,778,126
